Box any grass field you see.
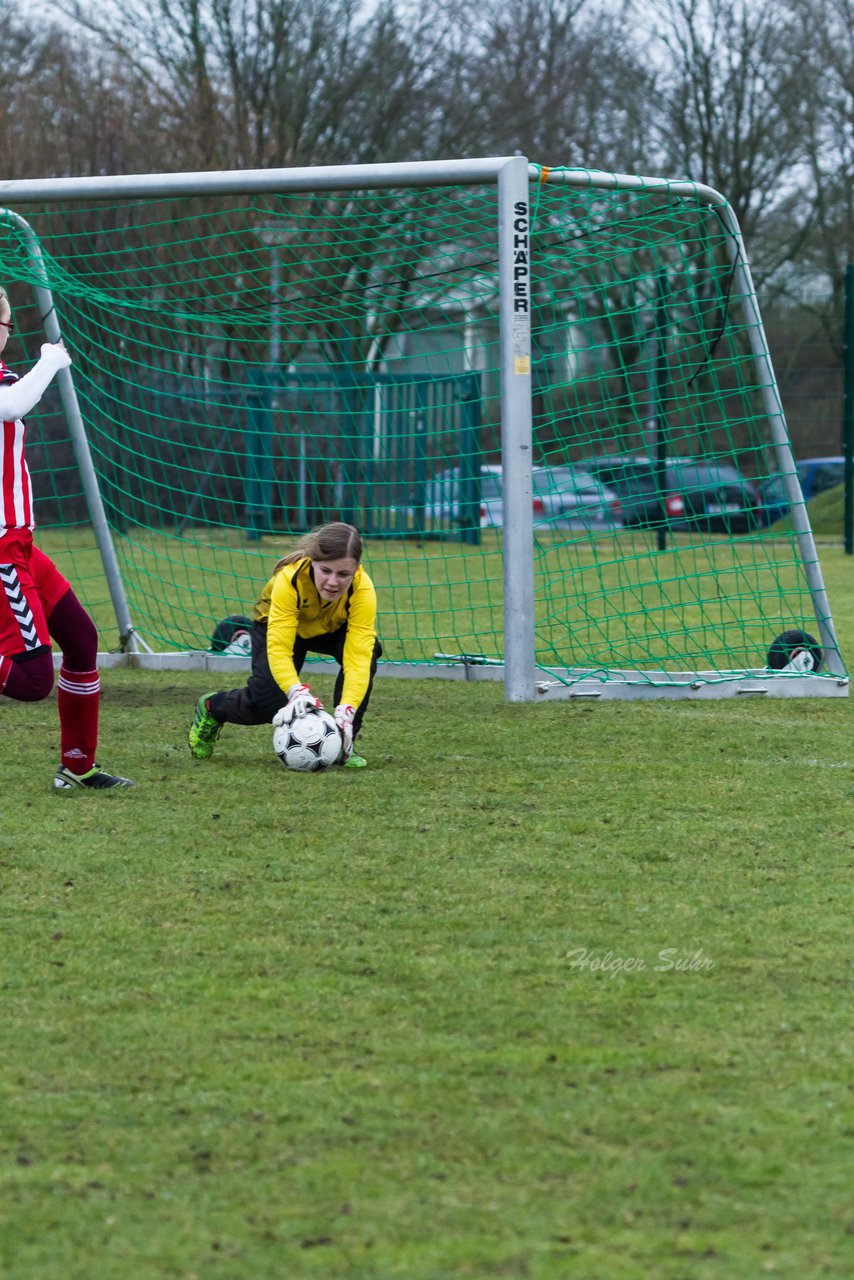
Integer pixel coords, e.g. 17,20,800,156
1,548,852,1279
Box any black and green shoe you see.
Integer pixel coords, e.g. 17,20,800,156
188,692,223,759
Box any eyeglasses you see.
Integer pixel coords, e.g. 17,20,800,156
0,320,14,332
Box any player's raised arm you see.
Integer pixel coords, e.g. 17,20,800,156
0,343,71,421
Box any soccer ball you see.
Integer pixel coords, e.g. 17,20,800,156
273,708,343,773
766,628,823,673
210,614,252,656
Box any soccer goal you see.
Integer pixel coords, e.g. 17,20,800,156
0,156,846,701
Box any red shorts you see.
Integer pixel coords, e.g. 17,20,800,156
0,533,70,656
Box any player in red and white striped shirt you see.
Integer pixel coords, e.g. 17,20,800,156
0,286,133,789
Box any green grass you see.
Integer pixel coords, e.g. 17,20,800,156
1,554,852,1278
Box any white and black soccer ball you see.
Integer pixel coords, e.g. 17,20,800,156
766,629,823,674
273,708,343,773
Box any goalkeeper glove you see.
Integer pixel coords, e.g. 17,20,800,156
279,683,323,721
334,704,356,759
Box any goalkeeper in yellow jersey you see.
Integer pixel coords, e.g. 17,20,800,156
188,522,381,769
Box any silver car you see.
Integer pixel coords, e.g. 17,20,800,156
419,463,623,530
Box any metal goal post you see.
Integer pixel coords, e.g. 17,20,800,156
0,156,845,701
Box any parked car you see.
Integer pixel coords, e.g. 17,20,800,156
758,456,845,526
414,462,624,530
532,465,624,529
581,455,685,528
582,453,760,534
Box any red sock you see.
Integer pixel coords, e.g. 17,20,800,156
57,666,100,774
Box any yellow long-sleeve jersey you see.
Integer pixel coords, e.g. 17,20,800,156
255,558,378,707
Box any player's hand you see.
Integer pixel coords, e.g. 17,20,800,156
283,682,323,719
334,704,355,759
40,343,72,370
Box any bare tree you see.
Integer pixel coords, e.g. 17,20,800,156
782,0,854,352
439,0,653,168
644,0,808,258
53,0,468,169
0,2,162,178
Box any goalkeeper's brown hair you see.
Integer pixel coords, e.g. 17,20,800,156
275,522,363,572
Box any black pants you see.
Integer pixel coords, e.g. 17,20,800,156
209,621,381,738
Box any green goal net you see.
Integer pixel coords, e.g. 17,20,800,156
0,162,845,695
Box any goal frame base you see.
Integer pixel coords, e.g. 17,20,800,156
74,652,850,700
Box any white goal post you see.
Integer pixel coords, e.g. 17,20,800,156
0,155,846,701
